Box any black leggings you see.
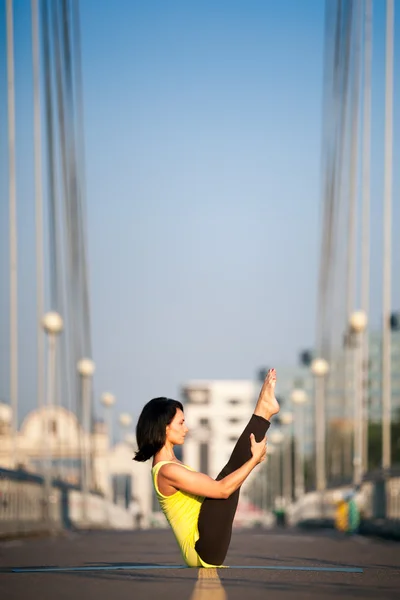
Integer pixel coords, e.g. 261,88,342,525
195,414,270,566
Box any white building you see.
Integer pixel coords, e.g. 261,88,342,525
181,380,258,478
180,379,277,526
0,403,153,528
181,370,314,470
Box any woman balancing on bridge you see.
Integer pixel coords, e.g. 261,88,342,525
134,368,279,568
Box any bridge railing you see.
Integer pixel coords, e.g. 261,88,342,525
0,467,132,537
0,467,62,536
290,469,400,538
387,476,400,519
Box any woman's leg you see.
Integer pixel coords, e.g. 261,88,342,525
195,415,270,565
195,370,279,566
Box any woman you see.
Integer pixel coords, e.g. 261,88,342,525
134,368,279,568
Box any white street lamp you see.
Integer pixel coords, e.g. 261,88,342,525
290,389,308,499
265,443,276,511
280,412,294,426
350,310,368,333
311,358,329,377
41,312,64,336
101,392,116,448
269,429,284,510
101,392,116,409
350,310,368,486
7,0,18,475
101,392,116,515
257,425,281,516
41,311,63,528
311,358,329,493
279,412,294,508
0,403,12,426
77,358,96,377
119,412,133,430
101,392,116,450
119,413,132,427
360,0,372,482
77,357,96,524
382,0,394,472
290,389,307,405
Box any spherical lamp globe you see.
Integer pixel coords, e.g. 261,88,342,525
0,403,12,424
350,310,368,333
41,312,63,335
290,389,308,405
77,358,96,377
311,358,329,377
101,392,116,408
280,411,294,426
119,413,132,428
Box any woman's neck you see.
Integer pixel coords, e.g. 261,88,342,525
154,442,177,464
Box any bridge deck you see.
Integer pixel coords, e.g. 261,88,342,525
1,528,399,599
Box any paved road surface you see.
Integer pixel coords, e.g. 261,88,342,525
1,528,399,600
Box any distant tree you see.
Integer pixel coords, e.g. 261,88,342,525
367,409,400,470
304,455,315,492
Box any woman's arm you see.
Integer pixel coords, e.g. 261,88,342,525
160,433,267,499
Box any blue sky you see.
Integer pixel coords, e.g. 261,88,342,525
0,1,399,435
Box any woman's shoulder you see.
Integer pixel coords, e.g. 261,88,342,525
152,460,175,470
152,460,195,472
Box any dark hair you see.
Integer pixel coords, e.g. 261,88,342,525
133,397,184,462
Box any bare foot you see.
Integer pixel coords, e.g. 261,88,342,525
254,368,280,420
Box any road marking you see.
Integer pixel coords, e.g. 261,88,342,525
227,566,363,572
190,568,227,600
9,564,363,573
11,565,187,572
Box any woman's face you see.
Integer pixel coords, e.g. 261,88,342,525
166,409,189,445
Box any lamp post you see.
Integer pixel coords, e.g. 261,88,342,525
41,312,63,527
0,404,13,468
311,358,329,493
101,392,116,511
290,389,308,499
266,443,276,511
119,412,133,437
256,442,271,515
258,459,267,515
77,358,96,525
280,411,294,508
32,0,45,427
7,0,18,473
101,393,116,445
118,413,133,510
101,392,116,525
360,0,372,480
269,429,284,511
349,310,368,486
382,0,394,472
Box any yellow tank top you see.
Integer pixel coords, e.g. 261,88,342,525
152,460,221,568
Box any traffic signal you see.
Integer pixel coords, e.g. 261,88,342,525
299,350,313,367
390,312,400,331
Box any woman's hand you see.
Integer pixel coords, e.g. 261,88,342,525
250,433,267,464
160,435,268,499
